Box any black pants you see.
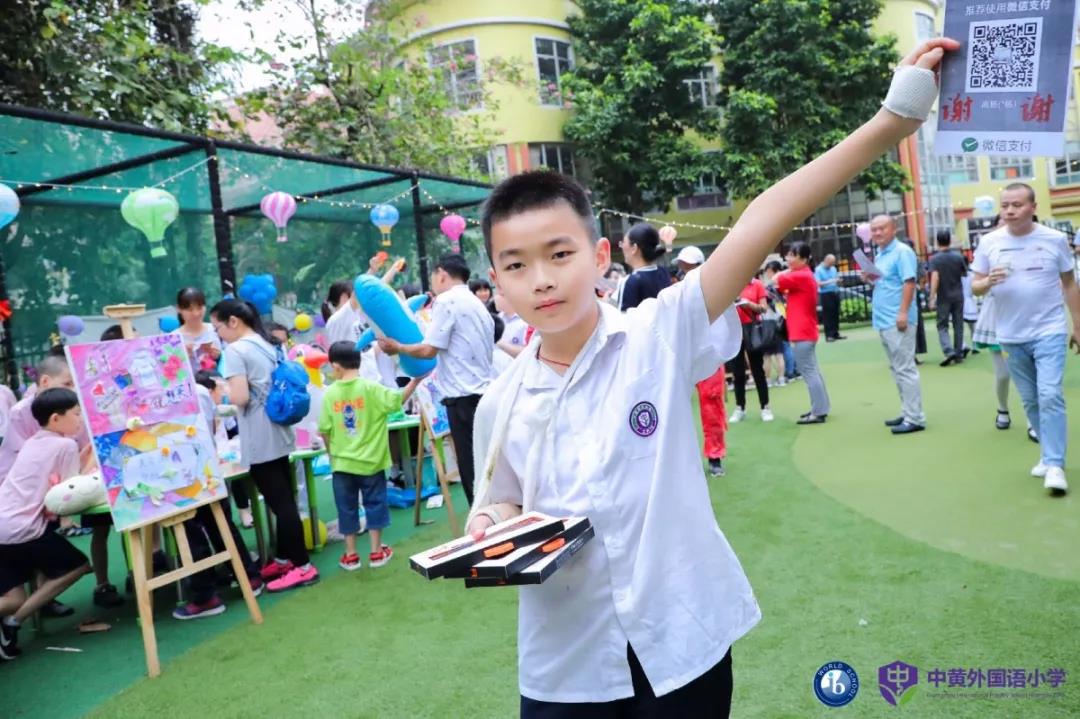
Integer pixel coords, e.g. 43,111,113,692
230,477,250,510
186,494,258,604
443,394,482,506
251,455,309,566
521,646,733,719
821,292,841,339
915,291,927,354
935,296,965,357
725,333,769,410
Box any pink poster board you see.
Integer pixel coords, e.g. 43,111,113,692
66,333,226,531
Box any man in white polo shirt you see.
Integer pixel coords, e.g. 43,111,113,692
378,253,494,504
972,183,1080,495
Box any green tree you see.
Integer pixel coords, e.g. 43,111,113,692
0,0,244,132
561,0,723,216
235,0,524,179
714,0,907,200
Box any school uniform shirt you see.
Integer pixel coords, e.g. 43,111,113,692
972,224,1074,344
775,267,820,342
735,278,768,325
0,384,16,440
423,284,494,399
619,265,671,311
0,386,89,482
500,313,529,348
325,302,365,346
471,269,759,703
0,429,79,544
318,376,402,476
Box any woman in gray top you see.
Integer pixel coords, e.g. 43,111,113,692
211,299,318,593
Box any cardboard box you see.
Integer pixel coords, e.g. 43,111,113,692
468,517,592,579
465,524,595,588
409,511,566,580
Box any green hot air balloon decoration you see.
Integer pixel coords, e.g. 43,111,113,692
121,188,179,258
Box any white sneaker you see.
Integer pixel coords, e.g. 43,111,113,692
1044,467,1068,493
776,377,787,387
761,408,775,422
728,408,746,423
1031,463,1049,478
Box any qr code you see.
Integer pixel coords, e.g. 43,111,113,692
966,18,1042,93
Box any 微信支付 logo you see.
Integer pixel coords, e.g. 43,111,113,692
962,137,979,152
814,661,860,707
629,400,658,437
879,660,919,706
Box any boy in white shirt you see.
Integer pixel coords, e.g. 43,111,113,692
971,183,1080,494
465,39,958,716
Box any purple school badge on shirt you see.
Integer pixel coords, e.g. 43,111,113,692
629,401,658,437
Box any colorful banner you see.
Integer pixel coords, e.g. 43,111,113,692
935,0,1079,157
67,333,226,531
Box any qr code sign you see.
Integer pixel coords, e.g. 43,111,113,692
966,18,1043,93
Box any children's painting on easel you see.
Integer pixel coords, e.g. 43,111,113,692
66,333,225,531
413,375,451,438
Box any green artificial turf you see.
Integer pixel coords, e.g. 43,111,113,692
5,327,1079,718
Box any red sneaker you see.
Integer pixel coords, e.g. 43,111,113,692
259,560,293,581
369,545,394,568
339,553,362,571
267,564,320,592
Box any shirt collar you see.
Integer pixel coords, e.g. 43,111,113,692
522,301,627,391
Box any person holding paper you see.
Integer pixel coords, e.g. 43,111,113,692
971,183,1080,495
465,38,957,716
864,215,926,435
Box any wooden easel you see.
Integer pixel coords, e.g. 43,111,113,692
412,408,460,536
104,305,263,678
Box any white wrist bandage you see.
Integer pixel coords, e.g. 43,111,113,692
881,65,938,121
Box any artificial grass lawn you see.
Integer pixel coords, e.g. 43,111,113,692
8,327,1080,718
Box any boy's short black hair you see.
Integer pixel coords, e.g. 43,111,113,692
480,170,598,263
267,321,290,337
328,341,361,369
47,344,67,357
194,369,221,392
935,229,951,247
31,387,80,427
100,325,124,341
434,253,471,283
491,313,505,343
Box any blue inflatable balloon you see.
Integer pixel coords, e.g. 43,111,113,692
355,295,428,352
159,316,181,333
352,275,436,377
238,273,278,315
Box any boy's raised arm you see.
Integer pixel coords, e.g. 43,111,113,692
700,38,959,323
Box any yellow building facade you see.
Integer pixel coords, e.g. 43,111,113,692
402,0,1079,252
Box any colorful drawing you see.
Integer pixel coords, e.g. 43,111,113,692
414,375,451,439
67,334,225,531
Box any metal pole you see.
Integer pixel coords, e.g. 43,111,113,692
205,143,236,295
410,172,430,293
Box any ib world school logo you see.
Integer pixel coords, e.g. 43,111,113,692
628,401,658,437
814,661,860,707
879,661,919,706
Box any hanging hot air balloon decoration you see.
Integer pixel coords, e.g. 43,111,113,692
658,225,677,253
370,204,399,247
439,214,467,253
260,191,297,243
121,188,179,258
0,183,19,231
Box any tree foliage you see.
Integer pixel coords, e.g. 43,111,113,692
561,0,723,215
234,0,524,179
714,0,907,199
0,0,244,132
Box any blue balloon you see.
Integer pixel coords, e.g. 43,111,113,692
369,204,399,230
238,273,278,315
0,183,19,231
159,316,181,333
353,274,436,377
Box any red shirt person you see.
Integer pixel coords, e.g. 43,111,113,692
775,243,831,423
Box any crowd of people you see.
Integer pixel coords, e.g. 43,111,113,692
2,35,1080,718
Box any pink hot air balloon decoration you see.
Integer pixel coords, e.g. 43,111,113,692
440,214,467,253
260,191,298,243
658,225,677,252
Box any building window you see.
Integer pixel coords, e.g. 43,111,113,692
676,170,729,210
683,66,717,108
529,143,576,176
1054,141,1080,185
914,12,936,44
941,154,979,183
470,146,509,181
536,38,573,106
429,39,481,110
988,156,1034,180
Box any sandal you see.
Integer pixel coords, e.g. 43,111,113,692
995,411,1011,430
